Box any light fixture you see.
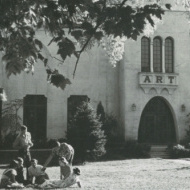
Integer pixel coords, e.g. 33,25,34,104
181,104,186,112
131,104,136,111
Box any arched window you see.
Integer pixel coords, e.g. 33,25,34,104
141,37,150,72
153,37,162,72
165,37,174,73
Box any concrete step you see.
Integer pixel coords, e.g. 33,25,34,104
150,145,170,159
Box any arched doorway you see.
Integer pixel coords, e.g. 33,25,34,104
138,97,176,144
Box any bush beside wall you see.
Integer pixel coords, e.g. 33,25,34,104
169,144,190,158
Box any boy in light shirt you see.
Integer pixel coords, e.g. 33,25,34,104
28,159,49,185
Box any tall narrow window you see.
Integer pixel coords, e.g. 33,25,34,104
153,37,162,72
165,37,174,73
23,95,47,140
141,37,150,72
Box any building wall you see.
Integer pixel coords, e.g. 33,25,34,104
1,1,190,143
121,10,190,142
0,31,120,139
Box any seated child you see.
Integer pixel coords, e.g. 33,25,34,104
0,160,24,188
15,157,25,184
39,157,81,188
28,159,49,185
59,157,72,179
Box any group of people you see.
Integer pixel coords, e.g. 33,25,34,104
0,125,81,189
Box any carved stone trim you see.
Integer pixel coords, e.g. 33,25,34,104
139,72,179,95
140,85,177,95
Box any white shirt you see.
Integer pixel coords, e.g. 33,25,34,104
28,165,44,177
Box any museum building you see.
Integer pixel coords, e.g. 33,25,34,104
0,0,189,146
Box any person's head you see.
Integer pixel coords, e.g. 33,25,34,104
20,125,27,135
50,140,60,148
9,160,19,169
16,157,24,168
59,143,69,152
73,167,80,176
31,159,38,168
59,157,68,166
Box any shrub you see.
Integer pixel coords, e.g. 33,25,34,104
1,99,23,148
96,102,123,148
103,114,122,147
123,141,151,158
169,144,190,158
96,101,105,123
67,101,106,163
1,132,18,149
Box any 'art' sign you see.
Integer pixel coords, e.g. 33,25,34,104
139,73,178,86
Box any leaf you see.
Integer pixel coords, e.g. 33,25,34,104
44,58,48,66
57,38,75,60
94,31,103,41
48,72,72,90
48,36,62,46
146,15,154,27
71,30,83,40
81,22,93,31
165,4,172,10
5,60,25,77
46,69,52,75
38,53,45,61
34,39,43,49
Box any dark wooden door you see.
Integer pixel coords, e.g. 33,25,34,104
138,97,176,144
23,95,47,140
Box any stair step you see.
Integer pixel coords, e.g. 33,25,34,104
150,145,171,159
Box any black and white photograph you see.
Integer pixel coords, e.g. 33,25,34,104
0,0,190,189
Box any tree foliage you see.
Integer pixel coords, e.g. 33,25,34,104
1,99,23,148
96,101,105,122
0,0,164,89
67,101,106,163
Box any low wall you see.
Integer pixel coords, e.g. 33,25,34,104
0,149,53,165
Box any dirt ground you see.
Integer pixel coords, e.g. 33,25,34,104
1,158,190,189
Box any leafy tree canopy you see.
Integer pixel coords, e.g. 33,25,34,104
0,0,165,89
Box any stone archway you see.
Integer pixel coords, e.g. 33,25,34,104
138,97,176,144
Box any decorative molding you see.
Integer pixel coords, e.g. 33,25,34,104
139,72,179,95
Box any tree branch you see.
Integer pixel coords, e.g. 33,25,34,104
72,23,101,78
120,0,128,8
72,0,108,78
50,55,64,63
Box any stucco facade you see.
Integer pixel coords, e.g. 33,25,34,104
0,31,120,140
1,1,190,145
119,4,190,143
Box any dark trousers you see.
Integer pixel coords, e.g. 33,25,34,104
35,173,49,185
18,149,31,180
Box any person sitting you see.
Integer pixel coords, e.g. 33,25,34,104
28,159,49,185
39,159,81,189
0,160,24,188
43,140,74,180
59,157,72,180
15,157,25,184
